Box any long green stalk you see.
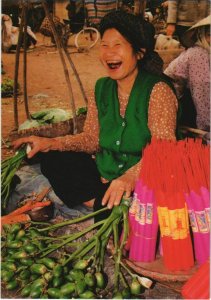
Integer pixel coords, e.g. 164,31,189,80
63,213,118,266
63,239,96,265
119,271,128,288
113,208,129,291
120,261,136,278
38,207,108,232
98,225,113,271
1,147,27,211
40,219,104,257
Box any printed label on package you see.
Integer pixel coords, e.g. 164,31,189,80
188,210,199,233
146,203,153,224
195,210,209,233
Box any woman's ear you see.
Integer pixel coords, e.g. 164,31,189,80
137,48,146,60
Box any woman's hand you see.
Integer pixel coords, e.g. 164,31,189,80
101,173,136,209
12,135,57,158
166,24,176,36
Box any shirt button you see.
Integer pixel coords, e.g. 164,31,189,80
118,164,123,168
116,140,120,145
122,121,125,127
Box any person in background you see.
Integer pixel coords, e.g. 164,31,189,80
121,0,134,13
1,13,37,52
84,0,117,27
165,15,210,132
146,0,167,16
13,10,178,219
66,0,84,33
166,0,210,46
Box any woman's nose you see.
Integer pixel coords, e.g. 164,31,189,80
104,46,117,56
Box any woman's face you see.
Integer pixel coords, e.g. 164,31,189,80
100,28,139,81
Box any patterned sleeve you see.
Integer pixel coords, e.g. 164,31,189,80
148,81,178,140
54,91,100,153
164,50,189,98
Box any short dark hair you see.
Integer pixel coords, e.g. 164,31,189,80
99,10,149,53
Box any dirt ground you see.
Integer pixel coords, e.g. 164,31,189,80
1,33,106,159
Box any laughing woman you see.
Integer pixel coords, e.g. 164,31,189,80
13,10,178,217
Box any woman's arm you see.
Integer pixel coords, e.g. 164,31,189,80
54,92,99,153
13,92,100,158
148,81,178,139
166,0,178,36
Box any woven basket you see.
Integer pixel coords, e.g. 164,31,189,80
9,114,86,141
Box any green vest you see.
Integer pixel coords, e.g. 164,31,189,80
95,69,173,180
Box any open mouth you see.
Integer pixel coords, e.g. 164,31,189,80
107,61,122,69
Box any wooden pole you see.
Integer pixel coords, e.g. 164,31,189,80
63,46,88,104
13,1,25,129
41,0,78,134
62,0,88,104
23,1,30,119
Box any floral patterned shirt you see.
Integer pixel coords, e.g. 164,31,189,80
164,46,210,131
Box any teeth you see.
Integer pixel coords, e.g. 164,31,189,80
107,61,122,69
107,61,120,64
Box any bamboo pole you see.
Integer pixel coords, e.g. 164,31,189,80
41,0,78,134
23,1,30,120
63,46,88,104
13,1,25,129
60,0,88,105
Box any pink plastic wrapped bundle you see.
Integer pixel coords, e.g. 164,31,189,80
200,187,210,225
182,140,210,265
128,180,158,262
185,189,210,265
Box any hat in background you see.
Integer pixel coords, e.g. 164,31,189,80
182,14,211,48
188,14,211,31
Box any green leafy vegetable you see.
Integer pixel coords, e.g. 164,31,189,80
1,78,20,97
19,108,72,131
1,147,27,212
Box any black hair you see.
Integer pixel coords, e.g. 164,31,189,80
99,10,163,75
100,10,147,52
